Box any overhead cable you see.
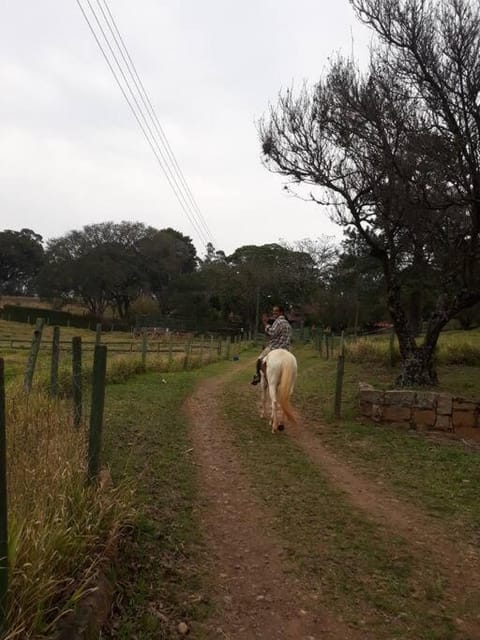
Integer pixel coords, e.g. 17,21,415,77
76,0,214,248
97,0,214,245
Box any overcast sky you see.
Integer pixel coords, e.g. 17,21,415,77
0,1,372,257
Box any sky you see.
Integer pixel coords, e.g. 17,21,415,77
0,1,372,258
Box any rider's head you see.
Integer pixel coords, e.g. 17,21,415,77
272,305,285,317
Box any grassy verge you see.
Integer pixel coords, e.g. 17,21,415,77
221,369,467,639
101,361,233,639
295,346,480,535
4,387,130,640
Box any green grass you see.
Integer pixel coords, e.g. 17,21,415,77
294,347,480,536
0,317,250,391
100,361,233,639
221,368,464,639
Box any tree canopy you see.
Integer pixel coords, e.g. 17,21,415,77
259,0,480,385
0,228,44,295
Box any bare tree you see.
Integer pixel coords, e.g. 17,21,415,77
259,0,480,386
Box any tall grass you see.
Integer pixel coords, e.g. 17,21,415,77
4,385,133,639
345,331,480,367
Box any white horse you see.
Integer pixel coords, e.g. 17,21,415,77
260,349,297,433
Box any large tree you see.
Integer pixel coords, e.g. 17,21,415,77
0,228,44,295
137,228,198,314
259,0,480,386
226,243,319,330
38,221,155,317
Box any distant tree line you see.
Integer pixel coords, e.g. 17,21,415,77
0,222,478,338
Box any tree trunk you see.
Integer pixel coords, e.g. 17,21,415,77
388,282,439,387
396,344,438,387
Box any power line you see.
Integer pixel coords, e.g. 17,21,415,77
76,0,214,248
81,0,208,247
97,0,214,245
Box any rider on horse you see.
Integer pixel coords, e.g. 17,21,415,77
251,304,292,385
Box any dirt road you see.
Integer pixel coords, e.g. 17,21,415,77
186,370,480,640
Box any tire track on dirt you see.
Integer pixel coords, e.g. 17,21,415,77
288,415,480,636
186,374,361,640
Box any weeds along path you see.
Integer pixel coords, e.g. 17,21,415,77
186,374,359,640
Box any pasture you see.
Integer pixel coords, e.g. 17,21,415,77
1,322,479,638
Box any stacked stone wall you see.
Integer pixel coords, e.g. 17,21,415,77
359,384,480,436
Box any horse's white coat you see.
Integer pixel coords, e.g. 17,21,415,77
260,349,297,433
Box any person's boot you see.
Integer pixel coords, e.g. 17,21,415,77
251,359,262,385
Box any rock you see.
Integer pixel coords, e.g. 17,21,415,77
177,621,189,635
98,467,112,490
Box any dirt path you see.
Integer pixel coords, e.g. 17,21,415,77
186,376,360,640
292,417,480,572
187,367,480,639
287,416,480,637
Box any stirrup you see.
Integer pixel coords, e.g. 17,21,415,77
251,374,260,385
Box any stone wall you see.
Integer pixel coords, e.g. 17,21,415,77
359,383,480,438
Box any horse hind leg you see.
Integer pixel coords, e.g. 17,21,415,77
270,387,279,433
260,373,268,419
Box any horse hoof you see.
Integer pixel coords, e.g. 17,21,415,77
277,424,285,432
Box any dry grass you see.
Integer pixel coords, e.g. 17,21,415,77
4,385,133,639
344,329,480,366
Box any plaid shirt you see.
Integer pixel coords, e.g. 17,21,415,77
265,315,292,350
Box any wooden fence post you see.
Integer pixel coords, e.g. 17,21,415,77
50,326,60,399
23,318,45,393
0,359,8,632
183,337,192,370
141,332,148,371
168,334,174,370
87,345,107,483
225,338,231,360
334,353,345,418
72,337,82,428
95,323,102,346
389,327,395,368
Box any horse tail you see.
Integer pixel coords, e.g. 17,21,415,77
278,355,297,425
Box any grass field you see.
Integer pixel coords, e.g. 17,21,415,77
1,318,479,638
